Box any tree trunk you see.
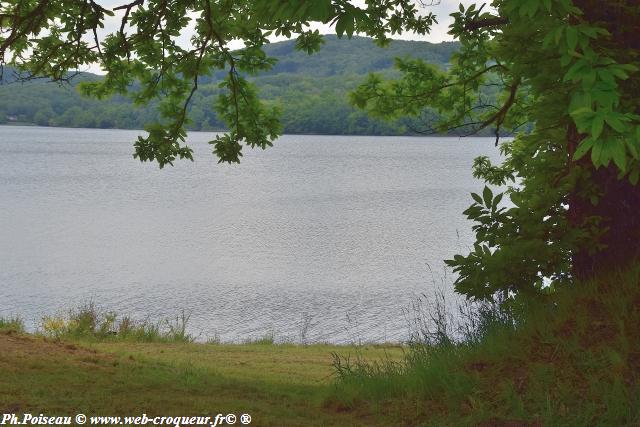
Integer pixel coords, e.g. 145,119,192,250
569,0,640,279
568,153,640,278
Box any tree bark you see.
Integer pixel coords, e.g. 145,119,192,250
569,160,640,279
569,0,640,279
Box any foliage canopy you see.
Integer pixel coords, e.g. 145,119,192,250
1,0,638,302
0,0,434,166
353,0,640,300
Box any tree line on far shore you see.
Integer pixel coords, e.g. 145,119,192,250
0,36,497,136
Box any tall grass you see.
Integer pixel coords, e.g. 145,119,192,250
40,302,193,343
330,265,640,425
0,315,25,333
331,289,511,405
243,329,277,345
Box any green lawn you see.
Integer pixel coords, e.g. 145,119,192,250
0,331,403,426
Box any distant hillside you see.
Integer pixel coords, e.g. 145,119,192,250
262,36,457,77
0,36,460,135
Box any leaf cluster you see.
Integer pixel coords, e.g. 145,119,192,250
352,0,639,302
0,0,434,166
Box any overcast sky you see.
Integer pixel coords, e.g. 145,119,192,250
87,0,478,73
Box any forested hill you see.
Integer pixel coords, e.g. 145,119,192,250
261,36,456,77
0,36,460,135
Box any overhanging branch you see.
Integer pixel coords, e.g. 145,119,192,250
464,17,509,32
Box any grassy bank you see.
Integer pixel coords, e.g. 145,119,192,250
0,330,403,426
1,266,639,426
329,265,640,426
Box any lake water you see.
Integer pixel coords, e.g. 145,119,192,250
0,126,499,343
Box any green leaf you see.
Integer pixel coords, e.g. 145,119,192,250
482,186,493,208
605,114,626,133
345,14,355,38
591,115,604,139
566,26,578,51
569,107,594,117
581,69,597,88
520,0,539,17
555,26,563,44
335,14,347,37
574,137,595,160
609,66,629,80
611,142,627,171
308,1,333,21
542,31,555,48
569,91,592,112
563,60,587,82
471,192,483,205
591,139,605,166
570,107,595,132
626,139,640,159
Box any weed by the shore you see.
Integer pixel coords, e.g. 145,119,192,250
39,302,193,343
243,329,276,345
0,315,24,333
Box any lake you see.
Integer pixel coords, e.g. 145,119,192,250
0,126,499,343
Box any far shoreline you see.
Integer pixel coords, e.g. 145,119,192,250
0,123,510,139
